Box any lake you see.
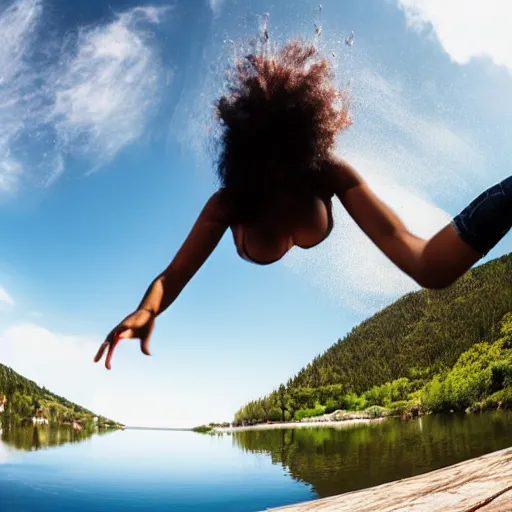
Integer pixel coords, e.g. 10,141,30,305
1,411,512,511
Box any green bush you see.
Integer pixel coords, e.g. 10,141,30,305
364,405,388,418
341,392,367,411
268,409,282,422
324,398,339,413
490,359,512,392
363,384,390,407
479,387,512,411
294,403,326,421
419,375,447,412
192,425,213,434
387,400,411,416
418,341,506,413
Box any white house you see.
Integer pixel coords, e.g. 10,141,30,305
32,417,49,425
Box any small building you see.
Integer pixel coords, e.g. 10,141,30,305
32,417,49,425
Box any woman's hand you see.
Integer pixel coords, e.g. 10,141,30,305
93,191,230,371
94,308,156,370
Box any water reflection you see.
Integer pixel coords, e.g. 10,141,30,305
0,420,107,453
230,411,512,499
1,413,512,511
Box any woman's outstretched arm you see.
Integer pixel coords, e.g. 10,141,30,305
137,190,231,316
326,157,509,289
94,190,231,369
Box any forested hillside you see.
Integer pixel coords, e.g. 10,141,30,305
234,253,512,424
0,363,122,428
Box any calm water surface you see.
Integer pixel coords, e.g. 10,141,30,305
1,411,512,511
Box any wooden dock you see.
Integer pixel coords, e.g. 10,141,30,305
268,447,512,512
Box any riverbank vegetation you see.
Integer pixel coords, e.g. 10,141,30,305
0,364,124,430
234,253,512,426
192,422,231,434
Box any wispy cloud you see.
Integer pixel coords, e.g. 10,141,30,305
349,67,484,191
283,156,451,313
396,0,512,71
51,6,168,171
0,286,14,306
283,63,485,314
0,0,168,192
0,0,42,194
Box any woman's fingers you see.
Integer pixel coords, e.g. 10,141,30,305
140,318,154,356
104,328,138,370
104,335,121,370
93,340,109,363
94,329,118,363
140,334,152,356
94,328,136,370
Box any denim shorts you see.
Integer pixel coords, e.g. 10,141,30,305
451,175,512,256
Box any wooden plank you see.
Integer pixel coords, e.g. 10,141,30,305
267,447,512,512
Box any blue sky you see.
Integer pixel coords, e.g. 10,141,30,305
1,0,512,427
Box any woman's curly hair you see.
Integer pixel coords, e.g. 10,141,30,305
215,39,351,223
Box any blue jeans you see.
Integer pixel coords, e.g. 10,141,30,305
451,175,512,256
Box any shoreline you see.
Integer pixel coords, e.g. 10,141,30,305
213,417,386,433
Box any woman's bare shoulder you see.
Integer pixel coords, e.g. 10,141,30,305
204,188,233,225
321,155,363,197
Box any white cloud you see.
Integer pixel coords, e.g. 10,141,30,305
0,320,294,428
0,0,42,193
0,323,148,425
51,6,167,171
0,286,14,306
281,64,486,314
0,1,168,192
352,68,482,181
283,157,450,314
396,0,512,71
0,322,207,428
